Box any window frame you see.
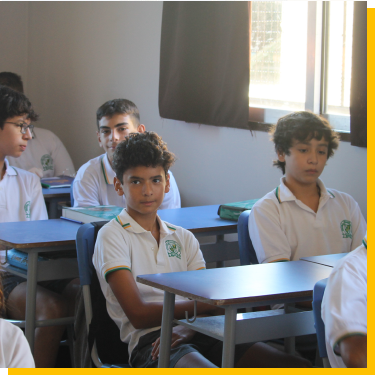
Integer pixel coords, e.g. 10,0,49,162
248,1,351,142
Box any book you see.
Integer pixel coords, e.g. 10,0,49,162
41,176,75,189
217,199,259,221
62,205,123,223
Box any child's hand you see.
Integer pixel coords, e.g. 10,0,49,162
151,326,196,361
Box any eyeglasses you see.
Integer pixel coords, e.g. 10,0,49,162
4,122,35,135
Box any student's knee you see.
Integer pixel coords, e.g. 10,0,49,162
35,290,69,320
174,352,217,368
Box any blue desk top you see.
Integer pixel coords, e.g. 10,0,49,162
158,205,237,234
300,253,348,268
0,219,80,248
138,260,333,306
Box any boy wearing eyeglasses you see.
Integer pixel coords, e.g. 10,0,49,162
0,72,75,178
0,85,79,367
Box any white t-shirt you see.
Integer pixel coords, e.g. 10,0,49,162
73,153,181,209
0,319,35,368
249,177,366,263
93,209,205,357
7,127,75,178
321,235,367,368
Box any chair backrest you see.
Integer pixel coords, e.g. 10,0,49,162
75,221,129,367
70,182,75,207
237,210,259,265
313,278,330,367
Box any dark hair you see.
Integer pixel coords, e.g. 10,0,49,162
0,72,24,93
112,131,176,184
270,111,340,174
0,85,38,129
96,99,140,129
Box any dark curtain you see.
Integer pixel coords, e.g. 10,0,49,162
350,1,367,147
159,1,250,129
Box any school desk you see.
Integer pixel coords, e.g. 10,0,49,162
300,253,348,268
0,219,80,351
137,260,333,368
42,187,71,219
158,204,239,266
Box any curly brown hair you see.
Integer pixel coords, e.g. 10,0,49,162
112,131,176,184
270,111,340,174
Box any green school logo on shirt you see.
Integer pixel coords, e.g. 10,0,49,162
165,240,181,260
41,154,54,171
24,201,31,218
340,220,352,239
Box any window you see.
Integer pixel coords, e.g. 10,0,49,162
249,1,353,133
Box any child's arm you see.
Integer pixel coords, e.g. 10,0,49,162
107,269,221,329
338,334,367,368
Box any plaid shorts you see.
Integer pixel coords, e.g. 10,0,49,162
0,271,73,317
130,328,253,368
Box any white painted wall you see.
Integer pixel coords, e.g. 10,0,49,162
0,1,367,219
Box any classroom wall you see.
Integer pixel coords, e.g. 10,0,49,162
0,1,367,219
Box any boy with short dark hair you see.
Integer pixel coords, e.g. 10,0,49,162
73,99,181,209
0,85,79,367
0,72,76,178
249,111,366,264
93,131,311,368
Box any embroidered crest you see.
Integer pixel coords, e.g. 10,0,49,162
165,240,181,259
24,201,31,218
41,154,54,171
340,220,352,239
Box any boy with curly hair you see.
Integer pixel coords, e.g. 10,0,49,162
249,111,366,264
93,131,311,367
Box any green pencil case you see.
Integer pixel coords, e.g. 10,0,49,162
217,199,259,221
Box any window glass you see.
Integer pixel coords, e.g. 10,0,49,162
249,1,308,111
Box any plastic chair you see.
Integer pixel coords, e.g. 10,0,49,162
237,210,259,265
312,278,330,368
75,221,129,368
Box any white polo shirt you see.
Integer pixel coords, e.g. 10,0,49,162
0,159,48,223
0,319,35,368
73,153,181,209
93,209,205,357
322,235,367,368
7,127,76,177
249,177,366,263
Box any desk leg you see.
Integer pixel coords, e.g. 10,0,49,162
284,303,295,355
25,252,38,352
216,235,224,268
48,199,58,219
222,307,236,368
158,291,175,368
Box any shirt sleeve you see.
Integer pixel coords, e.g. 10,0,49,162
48,132,76,177
159,171,181,209
1,321,35,368
30,174,48,220
349,200,366,251
93,223,132,282
73,170,101,207
249,198,291,263
322,252,367,366
184,231,206,271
